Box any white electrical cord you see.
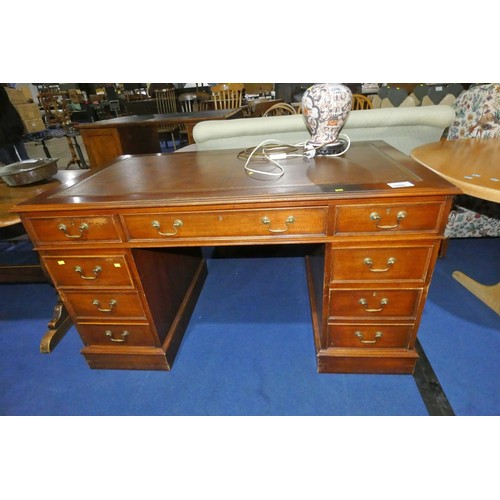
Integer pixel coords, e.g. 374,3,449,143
238,135,351,179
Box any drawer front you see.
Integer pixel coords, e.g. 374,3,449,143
327,323,413,349
122,207,327,241
77,322,157,347
330,245,434,283
328,289,422,320
29,216,121,244
334,202,446,235
61,290,146,320
43,255,134,288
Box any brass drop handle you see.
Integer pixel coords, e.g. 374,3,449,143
92,299,117,312
369,210,407,230
364,257,396,272
105,330,129,343
74,265,102,280
261,215,295,233
355,331,383,344
151,219,183,236
359,297,388,313
58,222,89,239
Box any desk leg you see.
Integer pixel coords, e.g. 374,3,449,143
452,271,500,315
40,297,73,353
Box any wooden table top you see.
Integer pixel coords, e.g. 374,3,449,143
14,141,459,214
411,138,500,203
77,108,244,129
1,170,87,227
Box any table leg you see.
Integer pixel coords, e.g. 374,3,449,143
185,124,195,144
452,271,500,315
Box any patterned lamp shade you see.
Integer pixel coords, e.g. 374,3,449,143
301,83,352,152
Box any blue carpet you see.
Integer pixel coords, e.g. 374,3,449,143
1,238,498,415
1,247,429,416
418,237,500,416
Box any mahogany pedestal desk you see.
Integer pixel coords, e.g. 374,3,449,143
13,142,459,373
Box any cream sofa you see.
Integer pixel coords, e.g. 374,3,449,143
184,105,455,156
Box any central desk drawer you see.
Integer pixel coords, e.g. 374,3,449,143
43,255,134,288
122,207,327,240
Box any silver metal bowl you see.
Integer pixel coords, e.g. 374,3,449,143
0,158,59,186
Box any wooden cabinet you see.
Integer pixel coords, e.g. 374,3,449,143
14,142,459,374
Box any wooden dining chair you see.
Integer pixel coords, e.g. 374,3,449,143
178,92,210,112
177,92,211,144
211,83,244,110
351,94,373,110
262,102,297,117
155,88,179,150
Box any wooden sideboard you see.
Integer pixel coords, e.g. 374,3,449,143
77,109,244,168
13,142,460,373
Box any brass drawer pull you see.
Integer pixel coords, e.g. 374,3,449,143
369,210,407,230
364,257,396,272
261,215,295,233
355,331,383,344
58,222,89,239
151,219,183,236
105,329,129,343
92,299,117,312
74,265,102,280
359,297,388,312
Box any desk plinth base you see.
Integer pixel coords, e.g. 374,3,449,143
316,349,418,374
80,259,207,371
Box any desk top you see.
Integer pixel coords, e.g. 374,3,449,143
411,138,500,203
13,141,459,214
1,170,86,227
77,108,244,129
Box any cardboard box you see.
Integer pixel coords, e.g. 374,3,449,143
5,87,27,105
68,88,83,104
23,118,46,134
18,85,34,102
15,103,42,121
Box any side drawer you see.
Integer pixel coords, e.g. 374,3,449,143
122,207,327,241
77,322,157,347
43,255,134,288
28,216,121,245
60,290,147,320
327,323,413,349
334,201,446,235
330,244,435,283
328,289,422,320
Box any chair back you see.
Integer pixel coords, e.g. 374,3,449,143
262,102,297,117
351,94,373,110
155,88,178,114
211,83,244,110
179,92,210,112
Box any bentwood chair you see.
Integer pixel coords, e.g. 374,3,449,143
262,102,297,117
351,94,373,110
211,83,244,110
155,88,179,150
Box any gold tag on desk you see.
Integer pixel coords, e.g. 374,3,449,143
113,263,121,268
57,260,65,265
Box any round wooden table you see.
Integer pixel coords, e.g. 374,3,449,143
411,138,500,315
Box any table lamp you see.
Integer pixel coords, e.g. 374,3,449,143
301,83,352,156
